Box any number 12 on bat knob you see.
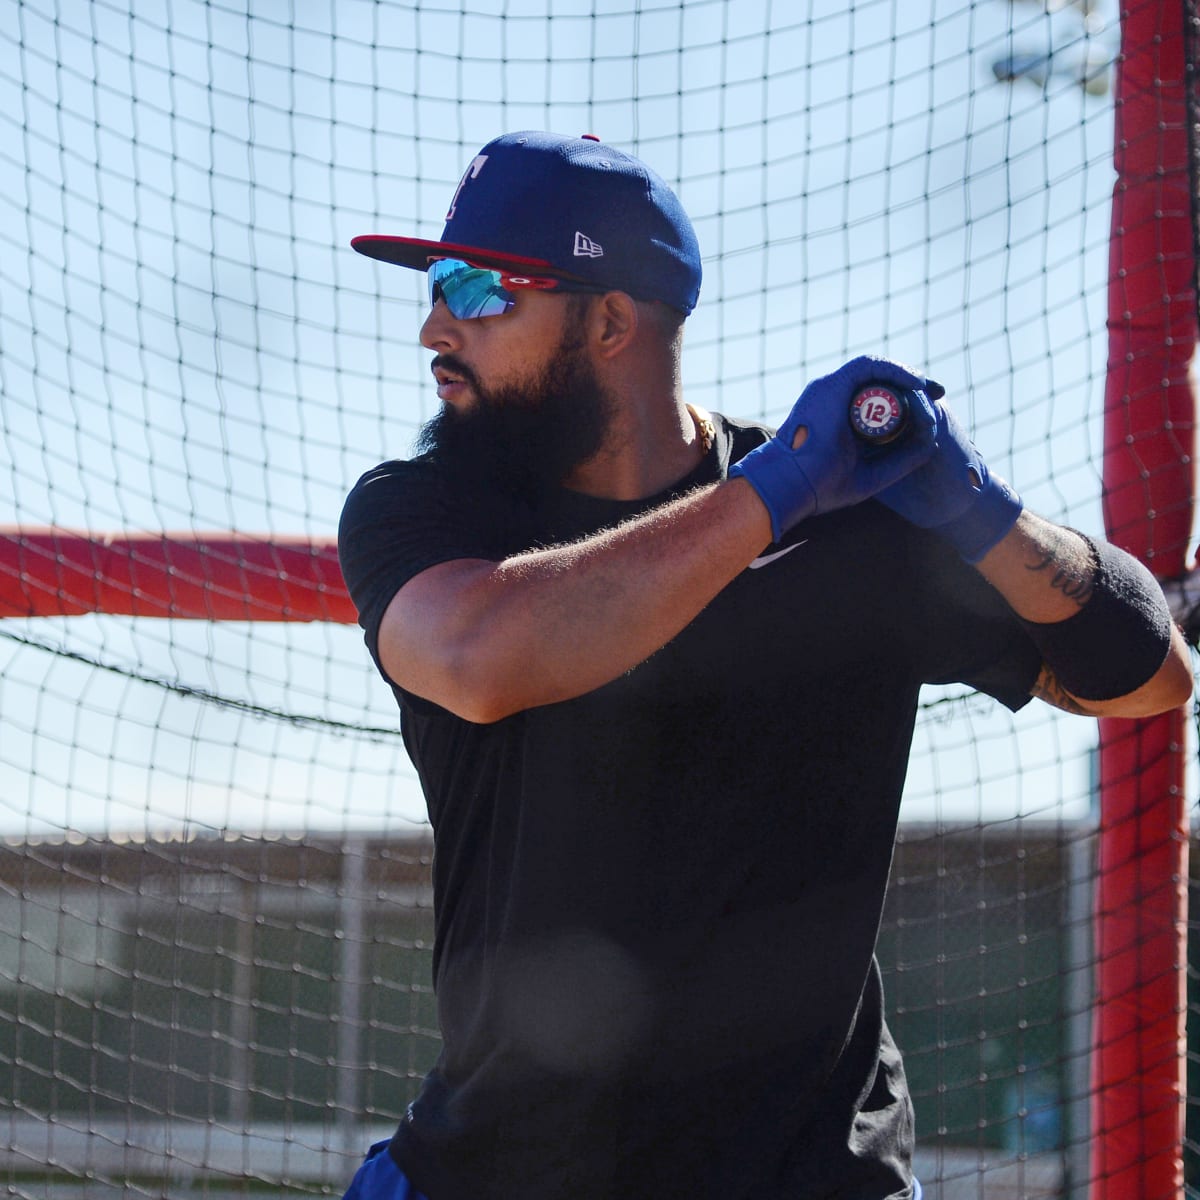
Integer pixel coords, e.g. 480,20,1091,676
849,384,910,444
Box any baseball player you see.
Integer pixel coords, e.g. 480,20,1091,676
337,131,1191,1200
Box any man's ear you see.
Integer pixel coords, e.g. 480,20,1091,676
588,291,639,359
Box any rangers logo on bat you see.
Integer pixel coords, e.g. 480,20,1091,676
849,385,908,443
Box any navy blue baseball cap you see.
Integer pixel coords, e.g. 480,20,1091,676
352,131,702,315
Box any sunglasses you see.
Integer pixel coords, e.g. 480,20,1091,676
427,257,598,320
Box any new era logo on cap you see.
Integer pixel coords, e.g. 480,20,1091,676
574,232,604,258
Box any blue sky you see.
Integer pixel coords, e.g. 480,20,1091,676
0,0,1147,836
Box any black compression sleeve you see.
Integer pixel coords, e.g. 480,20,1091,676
1019,536,1174,701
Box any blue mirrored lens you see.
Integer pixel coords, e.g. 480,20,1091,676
428,259,514,319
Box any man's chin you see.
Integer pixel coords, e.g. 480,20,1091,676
417,327,613,496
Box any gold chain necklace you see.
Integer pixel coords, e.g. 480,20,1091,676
686,403,714,455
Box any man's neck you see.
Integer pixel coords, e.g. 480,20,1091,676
562,397,707,501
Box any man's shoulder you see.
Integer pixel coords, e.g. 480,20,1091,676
708,410,773,469
341,452,476,521
347,452,443,495
338,455,477,567
713,410,773,440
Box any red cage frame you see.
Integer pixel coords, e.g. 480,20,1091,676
0,4,1195,1194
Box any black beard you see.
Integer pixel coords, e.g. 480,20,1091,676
414,321,614,502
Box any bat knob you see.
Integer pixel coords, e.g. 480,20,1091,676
849,384,910,444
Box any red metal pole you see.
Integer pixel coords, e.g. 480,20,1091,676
0,527,356,624
1094,2,1195,1196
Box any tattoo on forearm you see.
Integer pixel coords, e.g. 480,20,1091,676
1024,541,1095,608
1032,665,1091,715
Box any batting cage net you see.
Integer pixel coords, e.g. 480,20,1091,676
0,1,1196,1197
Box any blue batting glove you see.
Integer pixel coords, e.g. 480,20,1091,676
876,401,1023,562
729,356,940,541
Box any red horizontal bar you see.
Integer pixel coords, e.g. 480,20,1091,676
0,527,357,624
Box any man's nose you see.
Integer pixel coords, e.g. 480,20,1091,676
420,298,463,352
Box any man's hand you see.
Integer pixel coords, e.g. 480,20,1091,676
729,356,940,541
876,400,1023,562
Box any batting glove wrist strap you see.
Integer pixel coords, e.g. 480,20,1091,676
728,440,818,542
936,474,1023,562
876,403,1022,562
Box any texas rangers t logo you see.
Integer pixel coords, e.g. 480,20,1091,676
446,155,488,221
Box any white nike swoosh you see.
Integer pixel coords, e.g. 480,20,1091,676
748,540,808,570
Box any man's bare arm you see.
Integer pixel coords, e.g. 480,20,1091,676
376,478,772,723
974,511,1192,717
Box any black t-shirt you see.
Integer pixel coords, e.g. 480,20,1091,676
338,414,1042,1200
